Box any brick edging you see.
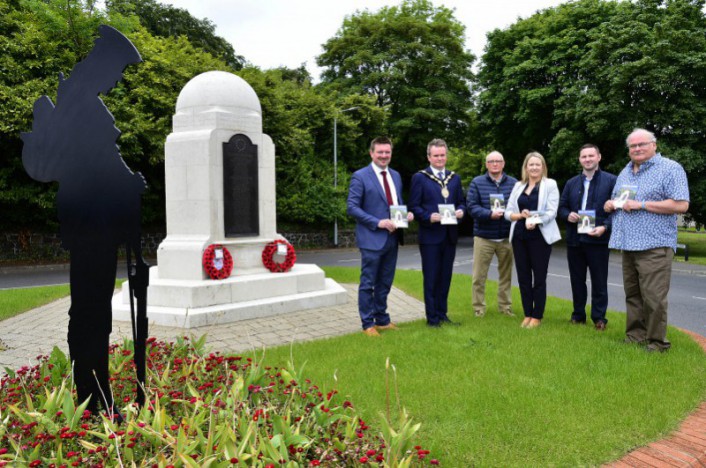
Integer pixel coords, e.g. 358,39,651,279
603,329,706,467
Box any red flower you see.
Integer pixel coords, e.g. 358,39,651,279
230,458,238,464
359,456,368,464
366,449,376,456
430,459,440,465
309,461,321,467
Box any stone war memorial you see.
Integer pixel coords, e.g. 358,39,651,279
113,70,347,327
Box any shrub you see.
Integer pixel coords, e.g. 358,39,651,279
0,336,437,467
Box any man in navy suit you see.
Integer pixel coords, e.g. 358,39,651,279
347,137,414,336
558,143,617,330
409,139,466,327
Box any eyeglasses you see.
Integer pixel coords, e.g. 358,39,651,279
627,141,654,150
486,160,504,164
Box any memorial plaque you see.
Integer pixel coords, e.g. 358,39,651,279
223,134,259,237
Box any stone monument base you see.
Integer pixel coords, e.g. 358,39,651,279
111,263,348,328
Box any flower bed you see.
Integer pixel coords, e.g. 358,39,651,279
0,336,437,467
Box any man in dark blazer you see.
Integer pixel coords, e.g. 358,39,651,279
408,139,465,327
347,136,413,337
558,143,617,330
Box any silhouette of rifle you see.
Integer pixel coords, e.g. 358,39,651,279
126,235,149,407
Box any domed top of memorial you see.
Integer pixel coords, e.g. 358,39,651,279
173,71,262,133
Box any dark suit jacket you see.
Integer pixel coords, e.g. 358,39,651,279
347,164,404,251
558,169,617,247
408,168,465,245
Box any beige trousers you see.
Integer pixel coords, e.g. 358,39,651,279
472,236,514,315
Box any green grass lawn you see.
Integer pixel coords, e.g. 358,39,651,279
677,228,706,264
0,284,70,321
254,267,706,467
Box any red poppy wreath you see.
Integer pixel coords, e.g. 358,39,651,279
202,244,233,280
262,239,296,273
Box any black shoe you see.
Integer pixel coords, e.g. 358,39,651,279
427,322,441,328
570,319,586,325
645,344,668,353
441,318,460,326
623,337,647,346
594,321,607,331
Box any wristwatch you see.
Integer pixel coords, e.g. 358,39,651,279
641,201,647,210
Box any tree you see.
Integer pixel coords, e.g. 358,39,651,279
317,0,475,178
106,0,244,69
0,0,229,231
477,0,706,225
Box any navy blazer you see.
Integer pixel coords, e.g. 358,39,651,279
347,164,404,251
408,168,465,245
558,169,617,246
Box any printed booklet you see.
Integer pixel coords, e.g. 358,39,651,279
438,204,457,225
614,185,637,209
390,205,408,228
578,210,596,234
526,211,544,226
489,193,505,212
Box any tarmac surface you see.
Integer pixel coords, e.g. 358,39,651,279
0,282,704,465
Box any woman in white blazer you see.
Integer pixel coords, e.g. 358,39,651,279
504,152,561,328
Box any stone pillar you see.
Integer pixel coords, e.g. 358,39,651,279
112,71,347,328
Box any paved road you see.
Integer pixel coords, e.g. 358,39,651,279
2,237,705,335
299,237,706,336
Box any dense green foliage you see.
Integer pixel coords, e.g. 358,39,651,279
106,0,244,69
318,0,475,179
477,0,706,225
3,0,705,233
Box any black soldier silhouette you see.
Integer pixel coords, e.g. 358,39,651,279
21,25,149,418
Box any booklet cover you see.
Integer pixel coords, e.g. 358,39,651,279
578,210,596,234
489,193,505,212
526,211,544,226
390,205,408,228
614,185,637,209
439,204,458,225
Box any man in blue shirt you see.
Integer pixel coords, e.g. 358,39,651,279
466,151,517,317
604,129,690,352
559,144,616,330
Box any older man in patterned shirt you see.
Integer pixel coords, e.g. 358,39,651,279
604,128,690,352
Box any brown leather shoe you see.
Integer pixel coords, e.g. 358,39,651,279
362,327,381,337
375,323,398,331
595,321,607,331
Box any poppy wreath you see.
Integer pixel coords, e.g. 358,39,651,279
262,239,296,273
202,244,233,280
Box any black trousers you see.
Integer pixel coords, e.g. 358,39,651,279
419,240,457,325
68,241,118,412
567,244,610,324
512,236,552,319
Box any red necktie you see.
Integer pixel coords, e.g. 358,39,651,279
381,170,394,206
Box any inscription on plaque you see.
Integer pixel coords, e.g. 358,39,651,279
223,134,259,237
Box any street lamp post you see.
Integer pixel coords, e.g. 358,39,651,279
333,106,358,247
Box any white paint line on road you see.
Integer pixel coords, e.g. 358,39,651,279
693,296,706,301
548,273,570,279
608,282,624,288
337,259,359,263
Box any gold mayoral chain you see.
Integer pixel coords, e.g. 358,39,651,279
420,169,455,201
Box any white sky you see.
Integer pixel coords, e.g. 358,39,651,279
162,0,567,79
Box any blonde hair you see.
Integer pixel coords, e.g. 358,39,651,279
521,152,548,183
